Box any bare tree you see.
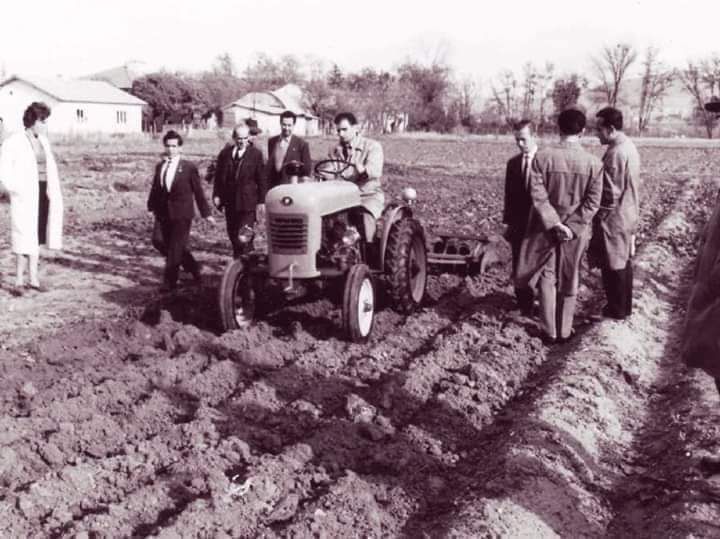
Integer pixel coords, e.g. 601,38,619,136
491,70,520,123
678,57,720,138
592,43,638,107
213,52,236,77
536,62,555,128
638,47,676,132
520,62,538,119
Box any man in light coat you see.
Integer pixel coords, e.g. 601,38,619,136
329,112,384,240
516,108,603,344
590,107,640,320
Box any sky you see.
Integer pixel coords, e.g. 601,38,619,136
1,0,718,87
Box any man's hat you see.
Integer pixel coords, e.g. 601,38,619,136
705,97,720,112
244,117,262,136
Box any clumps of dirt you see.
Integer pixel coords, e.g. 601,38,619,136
418,176,712,536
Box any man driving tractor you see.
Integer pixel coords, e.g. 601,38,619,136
329,112,385,240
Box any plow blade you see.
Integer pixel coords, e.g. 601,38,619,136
427,233,500,276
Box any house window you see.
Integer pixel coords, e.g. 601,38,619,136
116,110,127,124
76,109,86,123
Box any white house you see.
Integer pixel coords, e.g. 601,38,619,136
222,83,319,136
0,76,147,135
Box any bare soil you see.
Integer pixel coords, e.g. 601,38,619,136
0,135,719,537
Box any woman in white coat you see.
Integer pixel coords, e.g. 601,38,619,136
0,102,63,292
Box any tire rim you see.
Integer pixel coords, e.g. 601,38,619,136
233,274,254,328
357,277,374,336
408,235,427,303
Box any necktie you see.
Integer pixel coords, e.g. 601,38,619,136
522,154,530,188
162,161,170,191
275,138,288,173
342,143,351,161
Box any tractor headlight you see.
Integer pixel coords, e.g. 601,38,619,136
342,226,361,246
402,187,417,203
238,225,254,244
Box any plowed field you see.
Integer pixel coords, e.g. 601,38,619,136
1,134,719,537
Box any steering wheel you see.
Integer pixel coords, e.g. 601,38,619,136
282,160,307,178
314,159,359,182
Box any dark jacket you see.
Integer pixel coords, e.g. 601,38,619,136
147,158,210,220
266,134,312,188
212,144,267,212
503,152,534,243
683,190,720,377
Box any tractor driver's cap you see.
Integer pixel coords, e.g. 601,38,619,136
705,98,720,112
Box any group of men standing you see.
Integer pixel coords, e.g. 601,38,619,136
146,110,382,292
503,107,640,344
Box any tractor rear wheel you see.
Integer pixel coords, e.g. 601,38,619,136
218,259,257,331
342,264,375,342
384,218,427,313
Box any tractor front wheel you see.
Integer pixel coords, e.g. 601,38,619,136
384,218,428,313
342,264,375,342
218,259,258,331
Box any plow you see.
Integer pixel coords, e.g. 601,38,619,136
428,232,500,276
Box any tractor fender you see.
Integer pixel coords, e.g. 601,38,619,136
379,203,413,269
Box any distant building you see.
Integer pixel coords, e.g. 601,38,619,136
0,75,146,135
85,64,142,91
222,83,319,136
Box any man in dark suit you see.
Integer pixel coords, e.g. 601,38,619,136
503,119,537,314
147,130,214,292
267,110,312,189
212,124,267,258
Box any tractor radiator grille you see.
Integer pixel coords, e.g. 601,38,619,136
269,214,308,254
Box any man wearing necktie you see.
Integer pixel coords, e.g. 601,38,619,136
147,130,214,292
212,124,267,258
503,119,538,315
267,110,312,189
329,112,385,240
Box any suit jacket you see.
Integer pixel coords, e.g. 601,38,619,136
516,140,603,295
267,134,312,188
147,158,210,220
591,132,641,270
212,144,267,212
503,152,534,243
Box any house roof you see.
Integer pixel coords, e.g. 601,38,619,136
0,76,146,106
223,83,316,118
85,64,139,89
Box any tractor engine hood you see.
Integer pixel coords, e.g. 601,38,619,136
265,180,361,216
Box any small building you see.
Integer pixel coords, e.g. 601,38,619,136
222,83,319,136
0,75,147,135
85,64,142,91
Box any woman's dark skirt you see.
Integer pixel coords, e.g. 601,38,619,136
38,181,49,246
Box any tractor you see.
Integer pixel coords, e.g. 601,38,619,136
217,159,497,342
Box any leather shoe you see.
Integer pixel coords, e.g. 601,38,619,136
26,283,48,293
540,332,557,345
557,330,577,344
159,282,176,293
602,306,627,320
